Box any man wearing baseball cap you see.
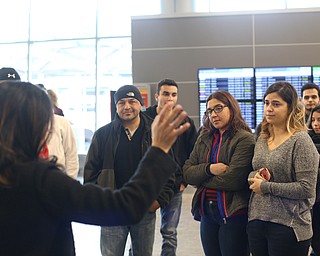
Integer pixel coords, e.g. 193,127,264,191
0,67,21,81
84,85,175,256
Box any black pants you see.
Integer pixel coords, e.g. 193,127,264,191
312,202,320,256
200,200,249,256
247,220,311,256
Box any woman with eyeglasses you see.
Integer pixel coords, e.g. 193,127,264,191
183,90,255,256
247,81,319,256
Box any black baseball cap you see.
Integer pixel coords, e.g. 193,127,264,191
0,67,21,81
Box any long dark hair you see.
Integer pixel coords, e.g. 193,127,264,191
260,81,306,140
307,105,320,130
307,105,320,155
202,90,251,135
0,81,53,179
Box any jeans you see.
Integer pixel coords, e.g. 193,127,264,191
160,191,183,256
100,212,156,256
247,219,311,256
200,200,249,256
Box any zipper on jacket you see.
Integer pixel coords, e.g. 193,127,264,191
216,131,229,221
206,131,229,223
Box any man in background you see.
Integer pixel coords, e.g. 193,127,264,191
301,82,320,122
144,78,198,256
84,85,174,256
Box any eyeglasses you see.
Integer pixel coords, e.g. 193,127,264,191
205,105,228,116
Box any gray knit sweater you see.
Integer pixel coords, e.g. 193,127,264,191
248,131,319,241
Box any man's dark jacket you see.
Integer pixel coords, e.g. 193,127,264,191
84,112,174,207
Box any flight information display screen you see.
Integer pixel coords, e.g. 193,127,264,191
198,66,318,130
255,66,312,99
198,68,255,101
256,101,264,126
313,66,320,85
238,101,256,129
198,68,255,128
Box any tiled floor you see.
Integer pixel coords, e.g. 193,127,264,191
72,186,203,255
72,185,314,256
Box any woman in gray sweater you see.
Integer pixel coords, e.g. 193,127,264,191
248,81,319,256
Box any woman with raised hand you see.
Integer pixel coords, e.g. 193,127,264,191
0,81,190,256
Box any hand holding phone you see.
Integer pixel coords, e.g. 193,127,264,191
259,168,271,181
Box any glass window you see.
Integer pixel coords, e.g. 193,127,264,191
30,0,97,40
0,1,160,154
0,1,30,42
98,0,161,37
0,43,29,80
97,0,132,37
29,39,96,153
286,0,320,8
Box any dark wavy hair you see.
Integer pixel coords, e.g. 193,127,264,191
202,90,252,135
0,81,53,179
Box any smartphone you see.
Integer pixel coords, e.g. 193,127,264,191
259,168,270,181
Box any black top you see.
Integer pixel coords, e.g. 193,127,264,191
144,105,198,190
115,121,144,188
83,113,175,208
0,147,177,256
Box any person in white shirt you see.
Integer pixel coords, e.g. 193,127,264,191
47,114,79,179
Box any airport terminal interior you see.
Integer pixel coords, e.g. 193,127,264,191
2,0,320,255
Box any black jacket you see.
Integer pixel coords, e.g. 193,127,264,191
0,148,178,256
308,130,320,202
84,112,175,207
144,105,198,191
